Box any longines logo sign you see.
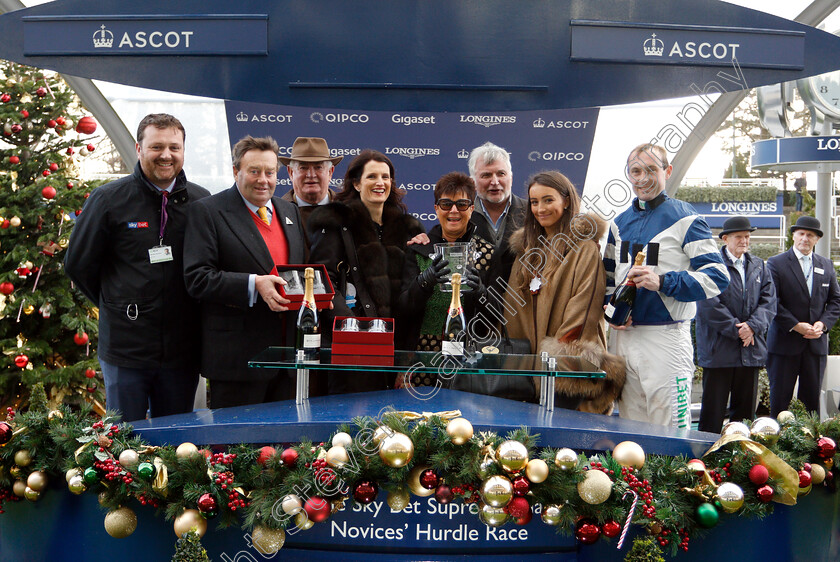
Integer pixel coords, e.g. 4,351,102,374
570,20,804,70
22,15,268,56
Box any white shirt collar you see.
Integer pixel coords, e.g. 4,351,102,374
295,192,330,207
236,186,274,216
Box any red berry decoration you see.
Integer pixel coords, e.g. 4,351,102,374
419,469,439,490
0,421,12,444
48,162,59,172
749,464,769,486
505,496,530,519
20,110,28,118
73,332,89,345
575,518,601,545
86,143,96,152
14,354,28,368
353,480,378,504
76,116,97,135
434,484,453,505
512,475,530,497
36,87,47,97
602,520,621,538
757,485,774,503
280,447,298,468
85,368,96,379
0,282,14,294
256,446,276,466
197,493,218,518
0,94,9,102
816,437,837,460
303,496,330,523
799,470,812,488
8,155,18,164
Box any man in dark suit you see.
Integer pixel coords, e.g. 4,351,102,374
279,136,342,229
184,136,307,408
766,216,840,415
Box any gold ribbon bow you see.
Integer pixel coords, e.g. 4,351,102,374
389,410,462,422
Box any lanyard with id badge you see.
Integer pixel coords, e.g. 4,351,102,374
149,191,173,264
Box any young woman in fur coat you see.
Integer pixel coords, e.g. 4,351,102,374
308,150,425,393
504,171,625,414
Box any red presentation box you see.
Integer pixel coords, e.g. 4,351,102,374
332,316,395,357
332,350,395,366
275,264,334,311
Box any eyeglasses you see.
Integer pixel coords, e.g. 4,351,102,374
436,199,473,211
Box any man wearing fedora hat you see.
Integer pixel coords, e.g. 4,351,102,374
280,137,342,228
695,216,776,432
766,215,840,415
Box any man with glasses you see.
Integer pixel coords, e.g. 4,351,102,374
604,143,729,428
280,137,343,229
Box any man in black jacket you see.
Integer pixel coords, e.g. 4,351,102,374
65,114,210,421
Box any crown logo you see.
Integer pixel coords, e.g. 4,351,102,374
533,118,545,128
643,33,664,57
236,112,248,122
93,25,114,49
457,149,469,159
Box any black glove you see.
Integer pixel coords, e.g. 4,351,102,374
417,254,450,292
463,265,485,295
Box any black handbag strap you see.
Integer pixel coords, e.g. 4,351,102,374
339,226,377,317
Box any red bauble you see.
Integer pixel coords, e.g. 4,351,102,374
816,437,837,460
419,469,439,490
257,446,276,466
76,116,97,135
505,497,530,519
304,496,330,523
0,282,14,294
602,520,622,538
14,354,28,368
8,155,19,164
75,210,82,216
799,470,812,488
64,146,73,154
73,332,89,346
575,518,601,545
748,464,769,486
353,480,379,504
86,143,96,152
20,110,28,118
67,181,74,189
85,368,96,379
10,124,21,133
515,509,532,526
434,484,453,505
512,475,530,497
55,116,66,126
0,421,12,444
87,383,98,393
48,163,59,172
1,220,8,229
197,493,218,516
280,447,298,467
0,94,9,103
35,87,47,97
756,485,774,503
48,120,57,129
41,170,51,178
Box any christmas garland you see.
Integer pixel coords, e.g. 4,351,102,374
1,383,838,561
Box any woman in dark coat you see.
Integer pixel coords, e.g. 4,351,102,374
308,150,425,393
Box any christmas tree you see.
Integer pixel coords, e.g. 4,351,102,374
0,61,103,411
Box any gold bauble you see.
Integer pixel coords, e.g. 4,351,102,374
541,503,563,525
496,440,529,473
407,465,435,497
47,409,63,420
525,458,549,483
8,216,20,227
98,491,109,506
750,417,781,447
23,305,33,315
326,445,349,468
281,494,303,516
26,470,47,492
252,525,285,555
478,504,509,527
118,449,140,469
446,417,474,445
649,522,663,535
613,441,646,468
554,448,578,471
721,421,751,439
372,426,391,446
12,480,26,497
174,509,207,538
104,507,138,539
294,511,314,530
798,482,812,496
577,469,612,504
480,475,513,507
386,485,411,511
378,432,414,468
9,466,22,479
776,410,795,424
716,482,745,514
24,486,40,501
14,449,32,467
68,474,86,495
175,442,200,460
58,237,69,248
825,458,834,470
65,467,82,483
331,431,353,449
811,463,827,485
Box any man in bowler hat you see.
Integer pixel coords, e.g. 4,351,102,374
766,216,840,415
696,216,776,432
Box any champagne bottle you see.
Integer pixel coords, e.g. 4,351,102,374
604,251,646,326
296,267,320,359
442,273,466,356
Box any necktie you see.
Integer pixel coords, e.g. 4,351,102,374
734,257,745,287
802,255,812,294
257,206,270,226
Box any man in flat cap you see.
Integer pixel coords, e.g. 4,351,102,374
280,136,342,228
766,216,840,415
696,216,776,432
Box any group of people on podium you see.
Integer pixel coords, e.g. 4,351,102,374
64,113,840,433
